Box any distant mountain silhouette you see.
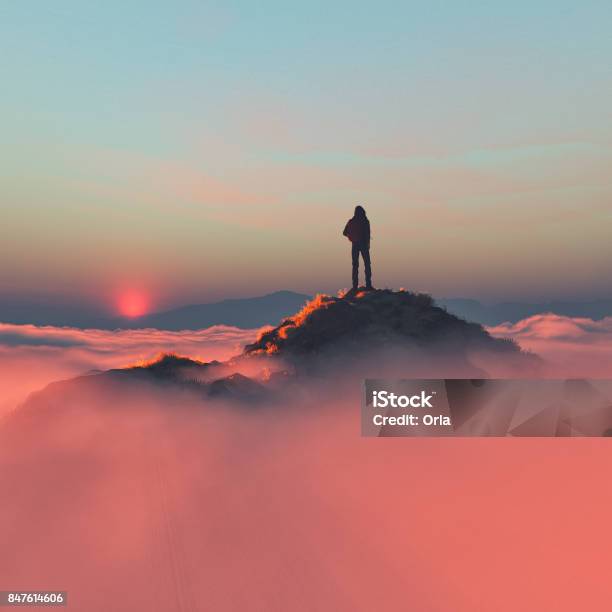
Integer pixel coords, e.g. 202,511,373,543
0,291,311,330
0,298,110,328
2,291,611,330
111,290,311,330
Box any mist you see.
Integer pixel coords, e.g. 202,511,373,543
488,313,612,377
3,310,612,419
0,323,258,417
2,372,612,611
2,314,612,609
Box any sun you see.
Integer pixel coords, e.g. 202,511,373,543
118,291,149,318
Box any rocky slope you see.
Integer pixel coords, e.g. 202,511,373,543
242,289,536,376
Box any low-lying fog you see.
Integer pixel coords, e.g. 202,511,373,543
2,383,611,611
3,311,612,418
0,323,258,418
1,315,612,610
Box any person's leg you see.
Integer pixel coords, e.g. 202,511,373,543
362,246,372,288
351,243,359,289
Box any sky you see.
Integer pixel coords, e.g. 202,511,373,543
1,1,611,316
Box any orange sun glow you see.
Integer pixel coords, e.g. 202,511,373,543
118,292,149,318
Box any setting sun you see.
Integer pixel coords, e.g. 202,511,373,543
118,291,148,318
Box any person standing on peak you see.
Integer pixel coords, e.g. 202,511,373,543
343,205,373,290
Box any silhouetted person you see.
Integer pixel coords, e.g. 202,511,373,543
343,205,372,290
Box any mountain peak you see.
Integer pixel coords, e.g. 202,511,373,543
244,288,524,361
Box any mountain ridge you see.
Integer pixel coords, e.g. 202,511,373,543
0,291,311,330
16,289,541,411
111,290,310,330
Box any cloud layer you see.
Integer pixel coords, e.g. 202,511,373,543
3,312,612,417
3,344,612,612
488,313,612,377
3,314,612,611
0,323,259,416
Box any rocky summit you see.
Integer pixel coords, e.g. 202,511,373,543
243,289,533,374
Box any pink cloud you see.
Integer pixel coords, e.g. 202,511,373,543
0,323,260,416
488,313,612,377
4,312,612,418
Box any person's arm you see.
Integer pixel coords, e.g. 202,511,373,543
343,220,350,237
365,219,371,246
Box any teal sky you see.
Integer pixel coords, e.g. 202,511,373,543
1,1,611,313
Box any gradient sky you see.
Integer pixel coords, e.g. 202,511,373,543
1,1,611,314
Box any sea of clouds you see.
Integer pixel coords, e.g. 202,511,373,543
2,322,612,611
488,313,612,377
0,323,260,417
2,315,612,610
2,312,612,417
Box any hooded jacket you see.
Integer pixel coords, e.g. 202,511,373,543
343,208,370,246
